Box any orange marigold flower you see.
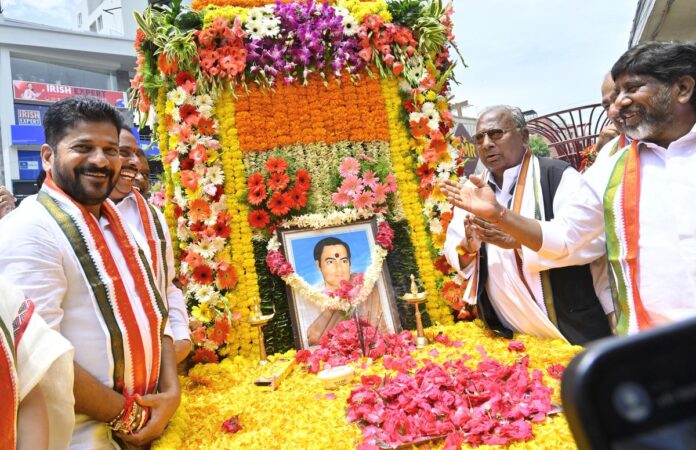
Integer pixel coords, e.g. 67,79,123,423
265,158,288,173
188,198,212,222
248,209,270,229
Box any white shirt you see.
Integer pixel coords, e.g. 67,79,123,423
115,193,190,342
0,195,171,450
536,124,696,330
444,162,612,339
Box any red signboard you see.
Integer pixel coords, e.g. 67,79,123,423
12,80,126,107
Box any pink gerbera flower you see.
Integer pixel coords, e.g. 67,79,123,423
372,183,389,203
353,191,375,209
362,170,379,189
339,157,360,177
331,190,351,206
340,175,363,198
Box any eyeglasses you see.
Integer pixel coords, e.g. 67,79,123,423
473,127,518,145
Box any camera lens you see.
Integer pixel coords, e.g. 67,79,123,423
612,382,652,423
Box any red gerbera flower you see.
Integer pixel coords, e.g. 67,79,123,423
179,104,200,126
267,192,292,216
247,209,270,229
175,71,196,94
410,116,430,138
207,317,231,346
267,172,290,191
247,185,267,206
197,117,216,136
180,157,195,171
247,172,264,188
192,264,214,285
212,220,231,239
288,186,307,209
192,347,219,364
295,169,311,190
265,158,288,173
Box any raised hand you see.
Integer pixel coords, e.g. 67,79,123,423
470,216,520,250
440,176,502,221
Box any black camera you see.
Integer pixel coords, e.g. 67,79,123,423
562,317,696,449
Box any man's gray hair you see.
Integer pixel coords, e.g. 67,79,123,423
477,105,527,129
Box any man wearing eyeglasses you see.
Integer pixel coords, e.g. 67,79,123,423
443,105,612,345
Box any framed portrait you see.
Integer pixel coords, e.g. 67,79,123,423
278,218,401,349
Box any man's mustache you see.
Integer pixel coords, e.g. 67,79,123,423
76,165,115,178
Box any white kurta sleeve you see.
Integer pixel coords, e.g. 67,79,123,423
0,210,68,332
155,208,190,341
443,206,476,278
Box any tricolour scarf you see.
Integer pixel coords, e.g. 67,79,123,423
132,189,168,290
0,298,34,450
463,150,559,327
38,176,168,395
604,140,653,335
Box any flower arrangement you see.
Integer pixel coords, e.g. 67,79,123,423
295,318,416,373
265,215,393,312
245,157,311,230
347,349,555,448
152,321,582,449
133,0,467,355
331,155,397,212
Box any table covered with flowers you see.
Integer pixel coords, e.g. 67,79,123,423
154,321,580,449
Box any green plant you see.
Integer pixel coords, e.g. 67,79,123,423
529,135,550,157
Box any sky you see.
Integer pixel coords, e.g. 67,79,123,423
2,0,637,116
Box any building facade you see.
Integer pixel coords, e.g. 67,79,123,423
0,1,146,198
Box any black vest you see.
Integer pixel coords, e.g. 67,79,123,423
476,157,611,345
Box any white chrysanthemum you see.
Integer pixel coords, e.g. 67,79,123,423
421,102,436,115
263,22,280,38
197,103,213,118
246,8,264,25
245,14,267,39
170,158,180,173
439,202,453,214
206,166,224,185
399,79,412,93
341,14,358,36
195,94,213,107
194,285,216,304
333,6,350,17
429,218,443,235
167,86,188,106
176,143,188,154
267,236,281,252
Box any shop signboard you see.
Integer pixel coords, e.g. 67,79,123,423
12,80,126,107
14,104,48,125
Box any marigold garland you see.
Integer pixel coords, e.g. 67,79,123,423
380,77,452,325
216,89,263,356
153,321,581,449
233,75,390,153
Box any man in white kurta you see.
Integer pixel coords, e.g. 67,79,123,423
443,105,612,344
442,41,696,336
110,128,191,363
0,97,180,449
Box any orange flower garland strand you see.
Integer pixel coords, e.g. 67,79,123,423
216,89,262,357
380,78,453,325
234,75,389,153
